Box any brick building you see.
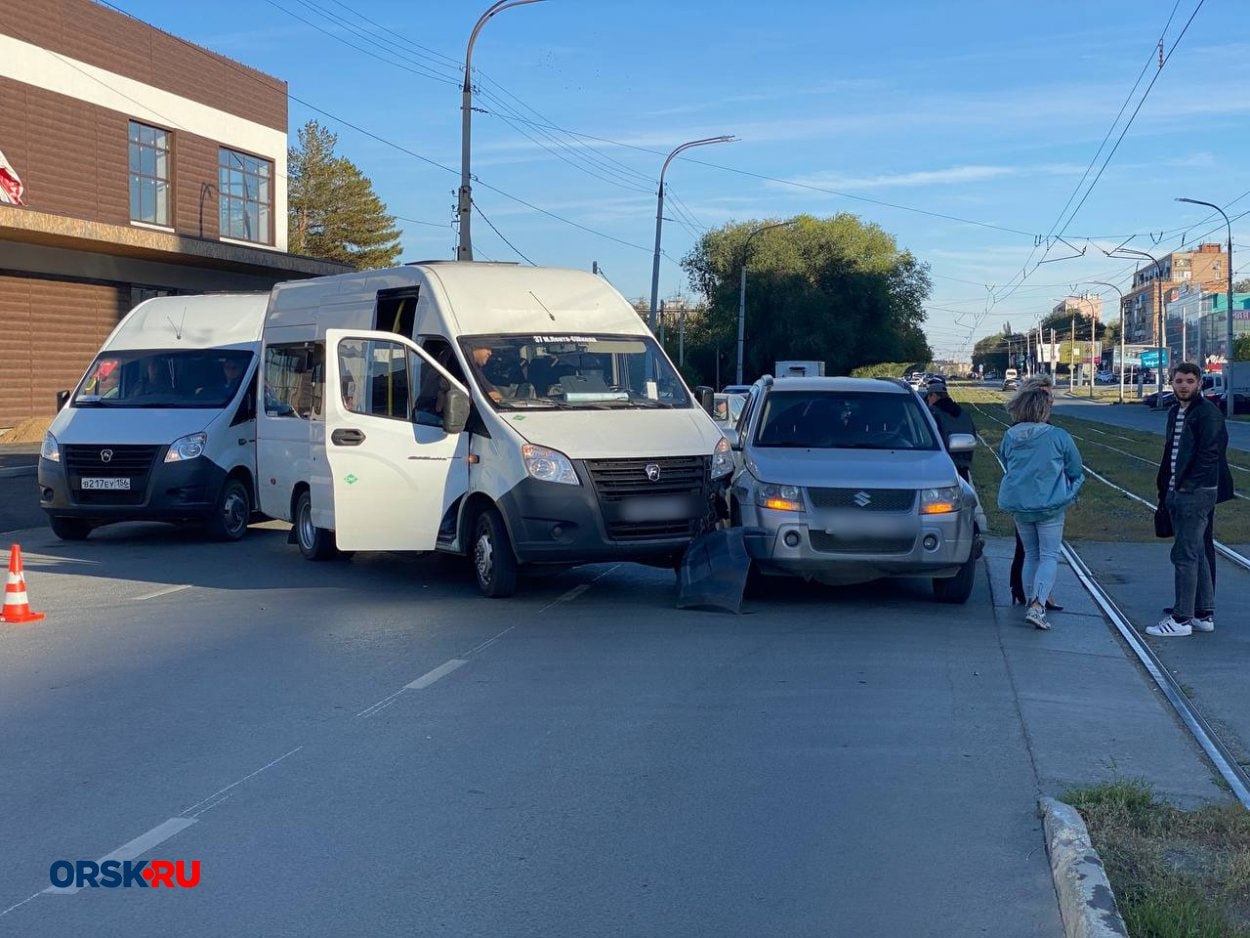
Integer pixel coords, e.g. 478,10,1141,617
1122,243,1228,346
0,0,348,426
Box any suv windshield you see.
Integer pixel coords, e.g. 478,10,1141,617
459,333,690,410
755,390,939,450
73,349,253,409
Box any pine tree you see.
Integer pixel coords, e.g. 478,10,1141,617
288,121,403,269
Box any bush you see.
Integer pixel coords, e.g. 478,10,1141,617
849,362,913,378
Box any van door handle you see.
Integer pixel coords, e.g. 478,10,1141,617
331,428,366,446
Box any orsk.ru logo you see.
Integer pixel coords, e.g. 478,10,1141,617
49,859,201,889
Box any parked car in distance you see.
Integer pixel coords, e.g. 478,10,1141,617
1095,370,1116,385
1142,389,1175,409
1207,391,1250,414
1001,376,1019,391
721,384,752,395
722,376,980,603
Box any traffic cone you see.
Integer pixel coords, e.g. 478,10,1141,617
1,544,45,623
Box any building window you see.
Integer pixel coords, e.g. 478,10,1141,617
219,148,272,244
129,121,171,226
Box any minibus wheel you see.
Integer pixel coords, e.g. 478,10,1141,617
50,517,91,541
473,508,518,598
207,478,251,542
295,490,336,561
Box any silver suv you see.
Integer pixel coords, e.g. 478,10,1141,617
722,376,979,603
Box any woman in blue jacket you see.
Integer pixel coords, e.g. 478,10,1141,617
997,376,1084,630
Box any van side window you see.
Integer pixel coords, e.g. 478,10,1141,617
264,342,323,418
339,338,413,421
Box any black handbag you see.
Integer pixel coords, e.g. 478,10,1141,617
1154,501,1174,538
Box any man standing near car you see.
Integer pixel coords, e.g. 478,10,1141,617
925,377,976,481
1147,362,1234,637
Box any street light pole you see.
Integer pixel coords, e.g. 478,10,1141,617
1087,281,1126,403
647,136,735,333
1177,197,1235,417
458,0,544,262
737,220,794,385
1105,246,1165,395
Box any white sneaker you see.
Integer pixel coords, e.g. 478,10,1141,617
1191,614,1214,633
1146,615,1192,637
1024,605,1050,630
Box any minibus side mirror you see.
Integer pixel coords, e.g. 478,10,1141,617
695,386,715,414
56,390,71,411
442,387,471,435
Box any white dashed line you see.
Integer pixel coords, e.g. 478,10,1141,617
405,658,468,690
133,584,191,601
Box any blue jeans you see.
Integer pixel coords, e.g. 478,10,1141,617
1015,515,1065,607
1167,488,1217,618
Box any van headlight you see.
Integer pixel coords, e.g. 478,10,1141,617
522,444,579,485
165,432,207,463
41,433,60,463
920,485,960,514
757,483,803,512
710,436,733,480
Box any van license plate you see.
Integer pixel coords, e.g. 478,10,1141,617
81,477,131,491
619,495,693,522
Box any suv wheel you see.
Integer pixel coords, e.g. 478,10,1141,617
933,542,978,604
50,517,92,541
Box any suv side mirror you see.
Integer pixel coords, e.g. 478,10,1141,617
946,433,977,453
695,385,715,414
441,387,471,434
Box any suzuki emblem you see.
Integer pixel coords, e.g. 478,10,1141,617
645,463,661,482
853,491,871,507
100,449,113,464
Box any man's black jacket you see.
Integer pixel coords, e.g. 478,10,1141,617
930,397,976,471
1156,394,1234,502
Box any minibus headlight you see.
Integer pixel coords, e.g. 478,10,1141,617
710,436,733,480
41,433,60,463
522,444,580,485
165,432,207,463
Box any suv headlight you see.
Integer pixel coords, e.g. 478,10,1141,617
757,483,803,512
920,485,960,514
165,432,207,463
710,436,733,480
522,444,579,485
41,432,60,463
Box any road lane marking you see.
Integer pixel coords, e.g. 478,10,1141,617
179,746,303,815
133,584,191,601
43,817,198,895
405,658,468,690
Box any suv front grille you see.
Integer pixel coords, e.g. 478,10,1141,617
809,487,916,512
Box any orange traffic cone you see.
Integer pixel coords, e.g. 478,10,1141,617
1,544,44,623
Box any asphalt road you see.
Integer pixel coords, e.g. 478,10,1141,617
1051,394,1250,453
0,474,46,536
0,523,1066,937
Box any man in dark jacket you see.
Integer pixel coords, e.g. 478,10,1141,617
1147,362,1234,637
925,377,976,480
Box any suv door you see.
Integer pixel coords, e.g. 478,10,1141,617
325,329,470,551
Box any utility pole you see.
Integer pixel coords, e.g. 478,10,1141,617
458,0,544,262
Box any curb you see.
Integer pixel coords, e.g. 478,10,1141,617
1039,797,1129,938
0,466,36,478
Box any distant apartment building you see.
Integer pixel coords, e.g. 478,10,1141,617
1121,243,1228,346
1052,294,1103,323
0,0,348,426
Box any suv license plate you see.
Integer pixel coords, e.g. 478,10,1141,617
81,477,131,491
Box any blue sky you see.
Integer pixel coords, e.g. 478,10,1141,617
112,0,1250,360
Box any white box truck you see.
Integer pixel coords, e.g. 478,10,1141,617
38,294,268,541
774,360,825,377
256,262,733,597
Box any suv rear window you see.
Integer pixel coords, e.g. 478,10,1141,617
755,390,939,450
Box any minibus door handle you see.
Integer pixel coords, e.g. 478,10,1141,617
331,428,366,446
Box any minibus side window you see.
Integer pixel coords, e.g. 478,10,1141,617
264,343,322,418
339,338,412,421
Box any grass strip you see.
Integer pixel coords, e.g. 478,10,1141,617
1065,781,1250,937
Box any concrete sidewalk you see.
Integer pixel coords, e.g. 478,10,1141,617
981,535,1228,807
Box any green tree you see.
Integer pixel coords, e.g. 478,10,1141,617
972,330,1011,375
1234,334,1250,361
679,214,931,385
1233,277,1250,294
288,120,402,269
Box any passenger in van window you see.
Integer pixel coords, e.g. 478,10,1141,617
198,357,245,397
135,357,173,397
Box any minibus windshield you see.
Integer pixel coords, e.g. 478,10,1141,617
459,334,691,410
73,350,253,409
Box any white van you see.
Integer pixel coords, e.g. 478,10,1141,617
38,294,268,541
257,262,732,597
